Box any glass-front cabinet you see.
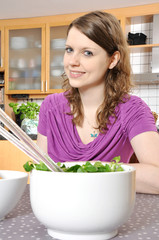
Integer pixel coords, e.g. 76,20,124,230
5,24,68,94
46,25,68,92
5,24,46,93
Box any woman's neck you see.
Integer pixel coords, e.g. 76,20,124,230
79,85,105,110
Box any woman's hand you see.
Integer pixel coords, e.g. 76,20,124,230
130,131,159,194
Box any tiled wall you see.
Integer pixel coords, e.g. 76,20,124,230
130,16,152,74
130,16,159,126
132,84,159,125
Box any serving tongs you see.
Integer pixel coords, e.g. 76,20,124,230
0,108,63,172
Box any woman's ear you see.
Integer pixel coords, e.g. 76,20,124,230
109,51,120,69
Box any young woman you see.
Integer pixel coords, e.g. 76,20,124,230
37,11,159,194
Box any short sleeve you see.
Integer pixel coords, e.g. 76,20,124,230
121,96,157,141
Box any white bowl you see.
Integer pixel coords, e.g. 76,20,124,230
0,170,28,220
51,39,66,49
10,37,28,49
30,163,136,240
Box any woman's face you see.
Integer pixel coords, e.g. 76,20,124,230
64,27,111,91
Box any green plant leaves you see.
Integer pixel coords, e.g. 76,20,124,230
9,102,40,120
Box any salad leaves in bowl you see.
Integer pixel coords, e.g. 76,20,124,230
24,156,124,173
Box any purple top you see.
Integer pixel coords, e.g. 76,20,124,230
38,92,157,163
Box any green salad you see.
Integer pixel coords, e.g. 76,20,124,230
23,156,124,173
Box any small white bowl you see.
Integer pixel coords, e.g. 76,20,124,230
51,39,66,49
30,163,136,240
0,170,28,221
10,37,28,49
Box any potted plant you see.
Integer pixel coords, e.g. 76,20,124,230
9,102,40,137
9,101,40,123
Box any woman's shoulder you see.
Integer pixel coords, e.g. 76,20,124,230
119,94,152,121
44,92,66,103
121,94,148,110
42,92,68,108
119,95,157,140
39,92,69,115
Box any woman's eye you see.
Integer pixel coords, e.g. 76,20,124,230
84,51,93,56
65,47,73,53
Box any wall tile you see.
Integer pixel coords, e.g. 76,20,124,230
140,88,149,97
149,97,157,105
133,84,159,116
132,56,140,64
148,87,156,96
132,65,140,74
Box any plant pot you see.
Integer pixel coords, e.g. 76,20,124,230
15,114,22,127
21,118,38,135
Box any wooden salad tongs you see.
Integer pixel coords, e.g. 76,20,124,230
0,108,63,172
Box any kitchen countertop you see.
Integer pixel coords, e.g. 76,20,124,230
0,185,159,240
0,134,37,140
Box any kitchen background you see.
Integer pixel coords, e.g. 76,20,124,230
0,1,159,130
16,15,159,128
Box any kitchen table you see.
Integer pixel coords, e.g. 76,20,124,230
0,185,159,240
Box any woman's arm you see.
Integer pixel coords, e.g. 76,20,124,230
36,132,48,154
130,131,159,194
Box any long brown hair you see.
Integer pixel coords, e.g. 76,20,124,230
63,11,133,132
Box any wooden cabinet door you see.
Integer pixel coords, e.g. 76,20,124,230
45,24,68,93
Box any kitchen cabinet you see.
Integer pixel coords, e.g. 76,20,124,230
46,24,68,92
4,23,68,95
5,24,46,94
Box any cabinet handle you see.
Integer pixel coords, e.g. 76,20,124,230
45,81,47,92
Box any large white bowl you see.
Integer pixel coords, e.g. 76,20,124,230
0,170,28,220
30,163,136,240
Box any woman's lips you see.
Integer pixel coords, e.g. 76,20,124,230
69,70,85,78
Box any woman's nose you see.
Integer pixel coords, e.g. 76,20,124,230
69,53,80,66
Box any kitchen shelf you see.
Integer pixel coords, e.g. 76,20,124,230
129,43,159,49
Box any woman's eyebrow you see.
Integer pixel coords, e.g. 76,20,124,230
65,44,97,51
